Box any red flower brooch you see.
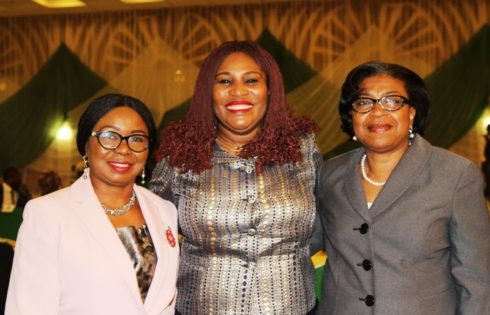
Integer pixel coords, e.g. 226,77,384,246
166,226,176,247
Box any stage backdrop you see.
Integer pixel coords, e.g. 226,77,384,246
0,0,488,195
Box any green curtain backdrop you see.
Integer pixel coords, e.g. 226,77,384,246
0,0,487,178
158,29,319,130
160,26,489,158
0,3,487,301
326,25,490,157
425,25,489,147
0,43,107,172
0,25,487,172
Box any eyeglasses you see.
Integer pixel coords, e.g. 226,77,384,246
351,95,409,114
91,130,150,153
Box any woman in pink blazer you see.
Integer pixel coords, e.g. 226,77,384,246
6,94,179,315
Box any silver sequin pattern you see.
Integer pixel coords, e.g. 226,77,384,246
150,134,321,315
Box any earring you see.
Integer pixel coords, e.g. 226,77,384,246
141,168,146,184
408,127,415,144
82,155,89,179
352,135,357,141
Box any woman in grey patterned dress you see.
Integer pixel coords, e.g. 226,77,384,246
150,41,321,315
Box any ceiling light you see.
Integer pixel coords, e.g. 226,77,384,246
32,0,86,8
120,0,164,3
56,121,73,141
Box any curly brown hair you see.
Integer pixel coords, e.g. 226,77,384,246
156,40,318,173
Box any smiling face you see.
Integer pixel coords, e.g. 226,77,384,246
85,106,149,189
352,75,416,154
212,52,268,142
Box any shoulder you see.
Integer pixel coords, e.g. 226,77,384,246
152,157,177,179
409,137,483,190
430,146,475,169
413,135,472,169
322,148,360,173
152,156,174,174
24,185,71,213
416,135,479,177
297,133,322,166
316,148,360,187
19,186,74,237
298,133,320,156
298,133,317,150
135,185,177,213
428,146,483,184
149,157,177,194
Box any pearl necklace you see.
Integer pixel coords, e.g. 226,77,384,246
101,190,136,216
360,154,385,186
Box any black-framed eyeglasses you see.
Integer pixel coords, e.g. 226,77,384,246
351,95,409,114
91,130,150,153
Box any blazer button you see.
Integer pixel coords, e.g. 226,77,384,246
353,223,369,234
357,259,372,271
365,295,375,306
247,228,257,236
359,295,375,306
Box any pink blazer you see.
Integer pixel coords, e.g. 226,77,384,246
6,175,179,315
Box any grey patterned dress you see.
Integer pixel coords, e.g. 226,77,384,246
150,134,321,315
116,224,157,302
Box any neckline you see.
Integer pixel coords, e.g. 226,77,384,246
215,138,243,155
115,223,147,232
360,154,386,186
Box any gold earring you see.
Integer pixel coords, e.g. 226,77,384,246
83,155,89,179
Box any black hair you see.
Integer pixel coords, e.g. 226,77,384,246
156,40,318,173
76,93,157,156
339,61,430,137
2,166,20,182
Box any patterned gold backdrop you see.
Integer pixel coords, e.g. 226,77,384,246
0,0,488,193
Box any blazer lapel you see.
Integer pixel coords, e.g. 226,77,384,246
343,149,371,221
69,176,142,304
369,136,432,217
138,188,176,312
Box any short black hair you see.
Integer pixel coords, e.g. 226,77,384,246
339,61,430,137
76,93,157,156
2,166,20,181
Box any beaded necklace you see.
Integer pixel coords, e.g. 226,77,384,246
101,190,136,216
